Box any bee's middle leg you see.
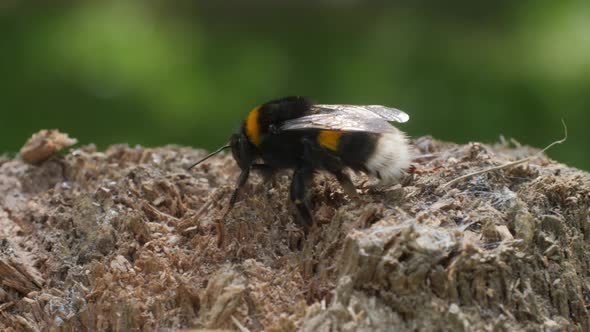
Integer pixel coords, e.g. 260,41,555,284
290,166,314,233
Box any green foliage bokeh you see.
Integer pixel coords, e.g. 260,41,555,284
1,1,589,169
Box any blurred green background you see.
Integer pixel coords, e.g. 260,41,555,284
1,1,589,170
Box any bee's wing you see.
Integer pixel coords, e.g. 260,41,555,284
281,104,409,133
315,104,409,123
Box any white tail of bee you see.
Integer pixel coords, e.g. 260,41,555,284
366,129,413,185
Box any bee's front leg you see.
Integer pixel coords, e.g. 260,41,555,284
227,167,251,212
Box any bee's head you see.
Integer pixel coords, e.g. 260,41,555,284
230,131,256,170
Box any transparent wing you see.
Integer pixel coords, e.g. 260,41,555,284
314,104,409,123
281,104,409,133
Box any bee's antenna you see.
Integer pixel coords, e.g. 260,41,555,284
187,144,231,170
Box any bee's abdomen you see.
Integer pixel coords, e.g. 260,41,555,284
333,132,377,171
336,130,412,183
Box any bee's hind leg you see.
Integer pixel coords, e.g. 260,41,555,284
333,170,359,199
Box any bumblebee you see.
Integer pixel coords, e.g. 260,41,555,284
189,96,412,232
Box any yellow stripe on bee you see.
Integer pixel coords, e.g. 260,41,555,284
318,130,343,151
245,105,262,146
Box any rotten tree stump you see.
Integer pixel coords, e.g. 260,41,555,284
1,134,589,331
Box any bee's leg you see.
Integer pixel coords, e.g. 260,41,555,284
333,170,359,199
290,166,314,233
251,163,275,183
217,167,250,248
226,167,251,213
301,138,323,168
303,138,358,199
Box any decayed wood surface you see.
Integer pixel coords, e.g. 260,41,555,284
1,133,589,331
